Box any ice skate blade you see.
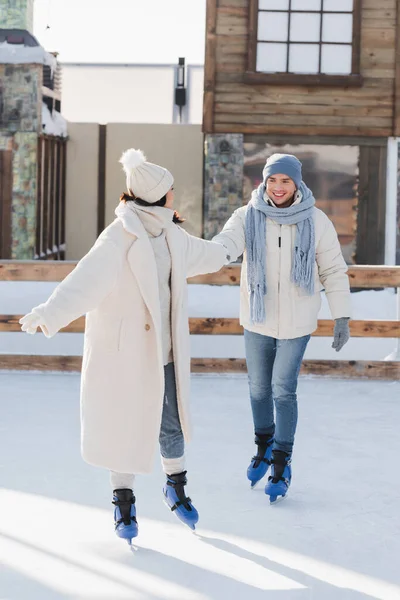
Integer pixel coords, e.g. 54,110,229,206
269,494,287,505
163,498,198,531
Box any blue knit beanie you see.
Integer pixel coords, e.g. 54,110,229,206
262,153,302,189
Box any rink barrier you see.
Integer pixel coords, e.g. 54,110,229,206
0,315,400,338
0,355,398,380
1,261,400,287
0,261,400,379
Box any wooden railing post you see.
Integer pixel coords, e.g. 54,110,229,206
385,287,400,361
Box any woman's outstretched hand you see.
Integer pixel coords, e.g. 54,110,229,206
19,312,44,335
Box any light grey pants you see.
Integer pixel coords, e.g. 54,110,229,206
110,363,185,490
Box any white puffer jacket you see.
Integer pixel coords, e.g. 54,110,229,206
213,204,351,339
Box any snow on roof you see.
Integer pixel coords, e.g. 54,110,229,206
0,41,57,71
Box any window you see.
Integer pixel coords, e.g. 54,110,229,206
246,0,362,86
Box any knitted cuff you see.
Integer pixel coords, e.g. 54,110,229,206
110,471,135,491
161,455,186,475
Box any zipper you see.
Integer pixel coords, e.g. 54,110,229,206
277,226,282,338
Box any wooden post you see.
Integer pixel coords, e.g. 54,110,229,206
35,137,43,259
203,0,218,133
356,146,387,265
60,139,67,259
97,124,107,236
0,150,13,259
394,0,400,136
42,138,50,258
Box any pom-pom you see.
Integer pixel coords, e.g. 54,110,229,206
119,148,147,175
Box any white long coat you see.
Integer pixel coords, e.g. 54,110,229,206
32,208,227,474
213,204,352,339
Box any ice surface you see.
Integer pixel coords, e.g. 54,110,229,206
0,371,399,599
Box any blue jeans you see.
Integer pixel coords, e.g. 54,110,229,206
244,330,310,455
159,363,184,459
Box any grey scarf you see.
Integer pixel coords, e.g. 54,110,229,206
245,181,316,324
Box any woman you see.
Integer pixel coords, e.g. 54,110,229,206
20,149,229,543
213,153,351,503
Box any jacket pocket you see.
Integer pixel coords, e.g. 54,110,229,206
86,315,123,353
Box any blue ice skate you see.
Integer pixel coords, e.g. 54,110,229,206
163,471,199,530
112,488,138,545
247,434,274,488
264,450,292,504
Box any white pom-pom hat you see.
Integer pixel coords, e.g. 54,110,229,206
119,148,174,203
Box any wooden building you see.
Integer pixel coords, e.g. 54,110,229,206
202,0,400,266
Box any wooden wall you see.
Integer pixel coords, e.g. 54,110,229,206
204,0,400,137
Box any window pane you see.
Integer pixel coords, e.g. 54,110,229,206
321,44,352,74
291,0,321,10
322,13,353,43
258,11,289,42
290,13,321,42
256,42,288,72
323,0,353,10
259,0,289,9
289,43,319,73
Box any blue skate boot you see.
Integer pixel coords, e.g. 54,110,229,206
163,471,199,530
264,450,292,504
112,488,138,545
247,433,274,488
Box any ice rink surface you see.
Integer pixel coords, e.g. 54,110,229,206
0,372,399,600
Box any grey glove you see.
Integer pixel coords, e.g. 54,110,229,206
332,317,350,352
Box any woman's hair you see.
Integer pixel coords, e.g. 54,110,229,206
120,192,185,224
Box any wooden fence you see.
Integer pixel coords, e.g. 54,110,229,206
0,262,399,379
36,135,67,260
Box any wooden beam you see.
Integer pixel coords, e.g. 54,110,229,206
189,317,241,335
0,355,398,379
351,0,362,76
189,318,400,338
42,86,61,102
243,72,364,87
1,262,400,287
189,264,241,285
203,0,218,133
191,357,247,373
0,260,76,281
0,354,82,372
394,0,400,135
316,319,400,338
192,359,400,379
301,360,400,380
3,315,400,337
347,265,400,287
247,0,257,73
213,123,392,137
190,265,400,288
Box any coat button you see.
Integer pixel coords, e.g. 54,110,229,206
145,324,151,331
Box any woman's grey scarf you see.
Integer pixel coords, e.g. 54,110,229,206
245,181,316,324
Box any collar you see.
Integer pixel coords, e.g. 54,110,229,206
115,200,174,238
